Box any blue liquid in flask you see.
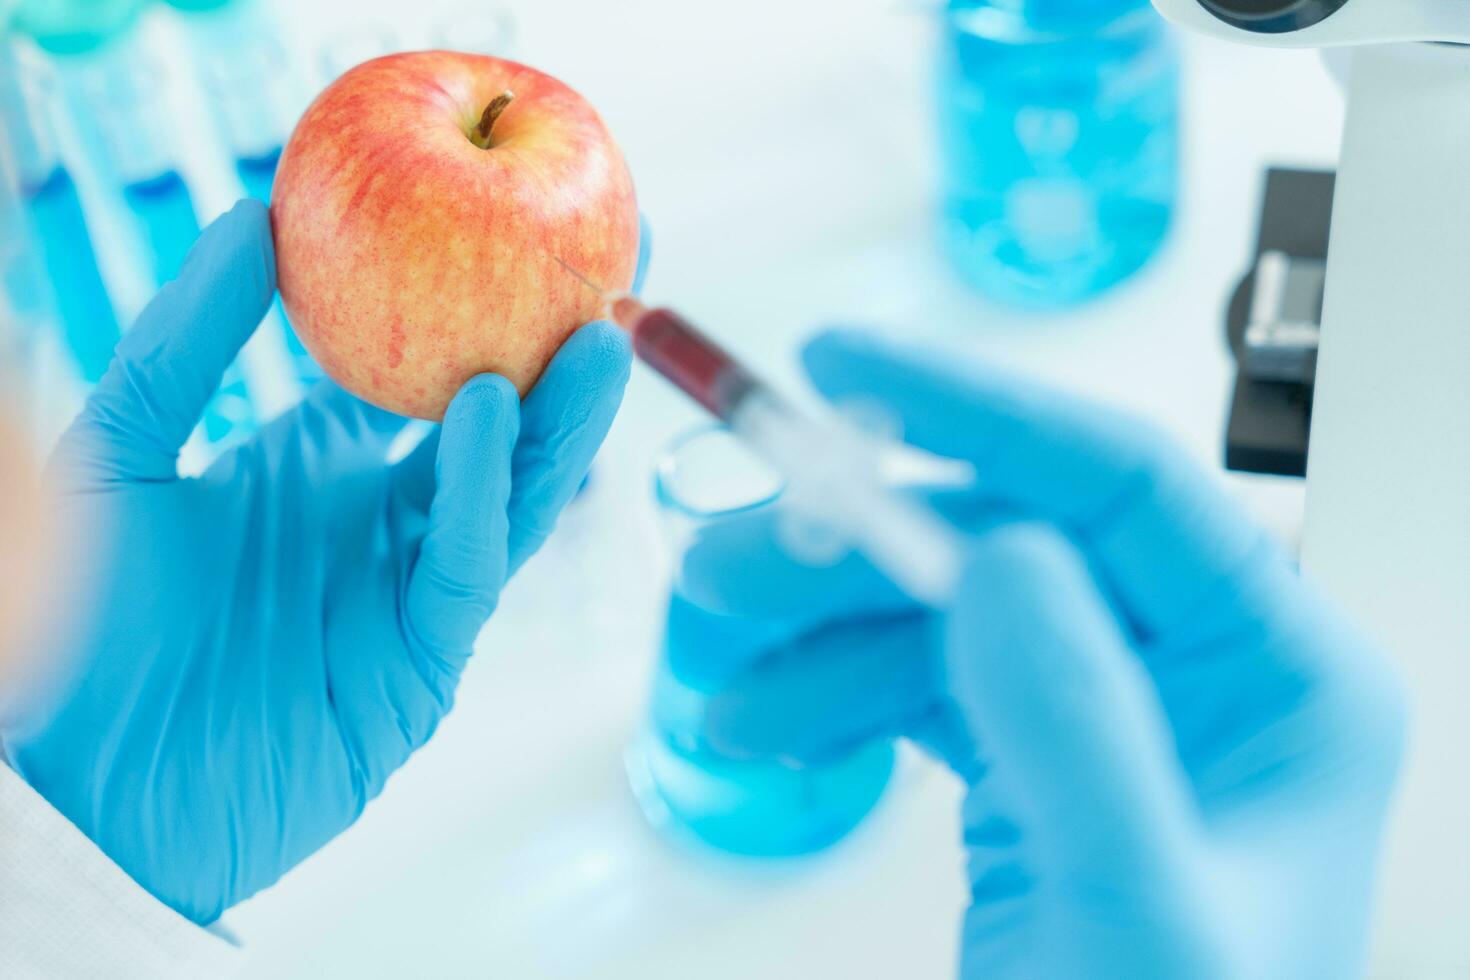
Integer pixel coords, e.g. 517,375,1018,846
630,592,894,857
937,1,1178,307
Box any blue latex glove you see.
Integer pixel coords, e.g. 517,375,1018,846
0,199,641,924
695,330,1407,978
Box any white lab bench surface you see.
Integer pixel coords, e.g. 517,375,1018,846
174,1,1347,976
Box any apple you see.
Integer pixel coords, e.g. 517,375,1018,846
272,51,640,420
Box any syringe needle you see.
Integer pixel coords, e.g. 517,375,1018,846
552,255,609,297
552,255,645,332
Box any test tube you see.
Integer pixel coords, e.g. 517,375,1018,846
76,44,202,284
0,40,119,383
173,3,318,397
64,32,259,448
197,34,297,202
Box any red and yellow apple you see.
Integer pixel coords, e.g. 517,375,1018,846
272,51,639,420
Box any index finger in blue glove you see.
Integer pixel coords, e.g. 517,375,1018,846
482,217,645,569
506,320,632,572
388,320,633,563
404,374,519,667
802,329,1275,643
52,199,275,484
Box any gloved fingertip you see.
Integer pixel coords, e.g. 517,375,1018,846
436,374,519,488
447,373,519,425
569,318,633,375
227,195,271,237
523,321,632,425
240,198,279,294
172,198,276,306
223,197,276,289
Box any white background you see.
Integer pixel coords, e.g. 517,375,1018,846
120,0,1350,976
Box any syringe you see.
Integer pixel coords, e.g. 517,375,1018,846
558,261,964,607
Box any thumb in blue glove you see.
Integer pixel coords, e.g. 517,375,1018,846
947,523,1229,975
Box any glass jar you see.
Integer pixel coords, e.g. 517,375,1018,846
626,426,895,856
937,0,1179,306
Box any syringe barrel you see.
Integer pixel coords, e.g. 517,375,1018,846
619,295,966,606
729,389,965,608
630,307,759,419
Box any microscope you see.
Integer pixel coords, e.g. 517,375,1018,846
1155,0,1470,970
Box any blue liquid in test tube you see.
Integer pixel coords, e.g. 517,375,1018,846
123,170,201,283
121,167,258,446
129,172,259,445
1,42,121,383
77,34,261,449
235,146,280,203
193,28,320,388
23,166,120,383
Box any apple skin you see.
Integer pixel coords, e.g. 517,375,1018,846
272,51,639,420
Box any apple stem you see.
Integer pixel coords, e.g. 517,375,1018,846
471,90,515,149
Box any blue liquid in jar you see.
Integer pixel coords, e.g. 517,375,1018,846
24,166,120,382
937,1,1178,307
629,593,894,857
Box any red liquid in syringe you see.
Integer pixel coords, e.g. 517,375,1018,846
609,296,759,420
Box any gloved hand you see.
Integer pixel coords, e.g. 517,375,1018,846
693,330,1407,979
0,199,642,924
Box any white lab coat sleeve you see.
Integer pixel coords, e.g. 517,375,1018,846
0,761,242,979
